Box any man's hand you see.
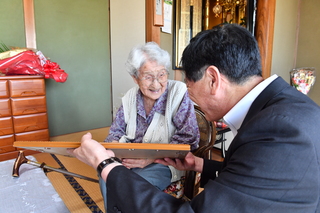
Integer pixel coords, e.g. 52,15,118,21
122,158,154,169
155,152,204,173
67,132,115,169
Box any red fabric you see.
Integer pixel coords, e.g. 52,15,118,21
0,50,43,75
0,50,68,83
43,60,68,83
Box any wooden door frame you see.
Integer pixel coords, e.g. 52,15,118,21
255,0,276,79
146,0,276,78
146,0,161,45
23,0,37,49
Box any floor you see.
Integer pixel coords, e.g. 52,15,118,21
50,127,110,142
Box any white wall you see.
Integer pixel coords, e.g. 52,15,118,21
270,0,320,105
296,0,320,104
271,0,299,82
110,0,145,118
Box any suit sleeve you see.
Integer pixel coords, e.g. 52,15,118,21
106,166,195,213
200,159,223,187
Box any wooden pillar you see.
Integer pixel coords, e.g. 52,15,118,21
23,0,37,49
255,0,276,79
146,0,163,45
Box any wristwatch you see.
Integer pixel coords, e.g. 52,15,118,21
97,157,122,176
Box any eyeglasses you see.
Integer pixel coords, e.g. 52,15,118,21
139,70,168,83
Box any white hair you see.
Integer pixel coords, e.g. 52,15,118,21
125,42,171,77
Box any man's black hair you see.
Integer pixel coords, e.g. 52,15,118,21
181,24,262,84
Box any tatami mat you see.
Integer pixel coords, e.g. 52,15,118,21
34,153,105,213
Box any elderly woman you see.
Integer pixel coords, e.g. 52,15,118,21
99,42,199,210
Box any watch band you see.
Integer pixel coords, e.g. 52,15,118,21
97,157,122,176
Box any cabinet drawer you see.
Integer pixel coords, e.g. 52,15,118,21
0,150,40,161
0,151,19,161
0,80,9,98
0,134,14,147
11,96,47,115
13,113,48,133
0,145,16,154
9,79,45,97
0,117,13,136
15,129,49,141
0,99,11,117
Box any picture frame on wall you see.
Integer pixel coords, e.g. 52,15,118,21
161,0,173,34
154,0,164,26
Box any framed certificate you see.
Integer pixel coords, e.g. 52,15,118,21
14,141,190,159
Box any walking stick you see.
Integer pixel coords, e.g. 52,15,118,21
12,151,99,183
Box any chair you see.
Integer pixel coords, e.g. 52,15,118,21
164,105,217,200
183,105,217,200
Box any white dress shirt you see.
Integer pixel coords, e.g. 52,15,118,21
223,74,278,137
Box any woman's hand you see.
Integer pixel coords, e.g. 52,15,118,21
154,152,204,173
121,158,154,169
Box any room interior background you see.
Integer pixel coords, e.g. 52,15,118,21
0,0,319,140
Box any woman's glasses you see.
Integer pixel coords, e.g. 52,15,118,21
139,69,168,83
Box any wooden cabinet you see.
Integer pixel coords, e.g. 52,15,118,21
0,76,49,161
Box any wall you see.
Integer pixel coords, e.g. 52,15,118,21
296,0,320,104
271,0,319,105
0,0,25,48
271,0,299,83
160,25,175,78
110,0,146,117
110,0,178,117
34,0,112,136
0,0,113,137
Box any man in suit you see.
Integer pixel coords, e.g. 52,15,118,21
69,24,320,212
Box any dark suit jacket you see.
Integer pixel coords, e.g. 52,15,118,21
107,77,320,213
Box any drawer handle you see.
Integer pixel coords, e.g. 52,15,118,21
22,108,38,114
24,125,39,131
21,91,37,96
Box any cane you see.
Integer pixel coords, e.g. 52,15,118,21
12,151,99,183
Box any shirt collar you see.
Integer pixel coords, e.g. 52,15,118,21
223,74,278,136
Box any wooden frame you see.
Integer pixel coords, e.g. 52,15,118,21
146,1,160,44
255,0,276,79
154,0,164,26
14,141,190,159
172,0,204,70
